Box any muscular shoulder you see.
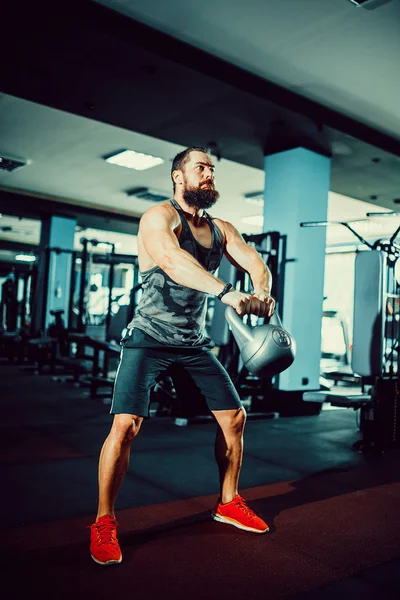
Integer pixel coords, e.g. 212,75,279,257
210,217,238,244
139,201,180,231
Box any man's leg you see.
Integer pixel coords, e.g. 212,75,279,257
178,351,246,504
178,351,246,502
211,407,268,533
89,340,173,564
89,413,143,566
178,350,268,533
97,413,143,518
211,407,246,504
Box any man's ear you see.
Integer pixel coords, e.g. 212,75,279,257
172,169,183,186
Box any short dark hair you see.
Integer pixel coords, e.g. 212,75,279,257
171,146,210,192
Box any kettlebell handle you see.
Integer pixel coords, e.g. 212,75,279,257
225,306,284,329
269,311,283,328
224,306,254,345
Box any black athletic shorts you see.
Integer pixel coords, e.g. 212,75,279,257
110,327,242,418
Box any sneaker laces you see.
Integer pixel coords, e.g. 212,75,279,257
234,496,256,518
89,518,118,545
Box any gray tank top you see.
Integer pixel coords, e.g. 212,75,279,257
127,199,225,346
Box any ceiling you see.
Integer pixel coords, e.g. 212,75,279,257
91,0,400,205
0,94,265,233
95,0,400,141
1,0,400,258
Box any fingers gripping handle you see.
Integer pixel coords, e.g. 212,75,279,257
225,306,283,330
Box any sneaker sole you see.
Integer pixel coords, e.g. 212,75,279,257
91,554,122,566
211,512,269,534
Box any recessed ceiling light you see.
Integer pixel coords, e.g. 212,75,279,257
105,150,164,171
0,155,29,173
331,141,352,156
15,254,36,262
126,187,170,202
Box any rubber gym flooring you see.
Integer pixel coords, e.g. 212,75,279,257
1,363,399,599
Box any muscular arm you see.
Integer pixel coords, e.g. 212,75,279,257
221,220,272,295
139,206,226,296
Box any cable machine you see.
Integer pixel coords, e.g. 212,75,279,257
302,211,400,452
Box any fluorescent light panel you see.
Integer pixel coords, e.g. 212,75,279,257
300,221,329,227
105,150,164,171
15,254,36,262
367,211,400,218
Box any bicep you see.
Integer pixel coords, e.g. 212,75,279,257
223,221,259,272
139,208,180,268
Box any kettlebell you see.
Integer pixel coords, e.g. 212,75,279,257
225,307,296,377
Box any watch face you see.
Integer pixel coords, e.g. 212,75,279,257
272,328,291,348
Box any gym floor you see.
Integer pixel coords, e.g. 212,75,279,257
1,364,399,599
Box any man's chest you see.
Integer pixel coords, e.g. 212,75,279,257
174,221,213,249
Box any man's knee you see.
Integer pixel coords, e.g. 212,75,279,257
234,407,247,431
218,407,247,434
110,414,144,445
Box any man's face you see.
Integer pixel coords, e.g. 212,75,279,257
179,151,220,210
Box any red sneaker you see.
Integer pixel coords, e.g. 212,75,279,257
211,494,269,534
88,514,122,565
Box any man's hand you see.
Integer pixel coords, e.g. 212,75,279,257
221,289,274,318
252,289,275,318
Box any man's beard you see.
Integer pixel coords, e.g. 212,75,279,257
183,184,220,210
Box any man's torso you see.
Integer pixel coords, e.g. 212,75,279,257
127,199,225,346
137,199,226,273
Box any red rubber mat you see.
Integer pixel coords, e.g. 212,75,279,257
3,479,400,599
0,426,85,464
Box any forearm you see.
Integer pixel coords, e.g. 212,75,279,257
163,247,225,295
248,256,272,294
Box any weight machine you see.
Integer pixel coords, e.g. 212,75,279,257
74,238,140,338
0,264,37,362
66,238,141,398
22,238,140,389
301,212,400,452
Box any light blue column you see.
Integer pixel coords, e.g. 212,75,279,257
45,216,76,329
263,147,330,391
33,215,77,333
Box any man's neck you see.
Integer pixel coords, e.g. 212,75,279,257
173,194,204,221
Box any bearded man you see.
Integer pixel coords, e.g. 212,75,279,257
89,146,275,566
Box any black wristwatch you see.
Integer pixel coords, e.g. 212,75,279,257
217,283,233,300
